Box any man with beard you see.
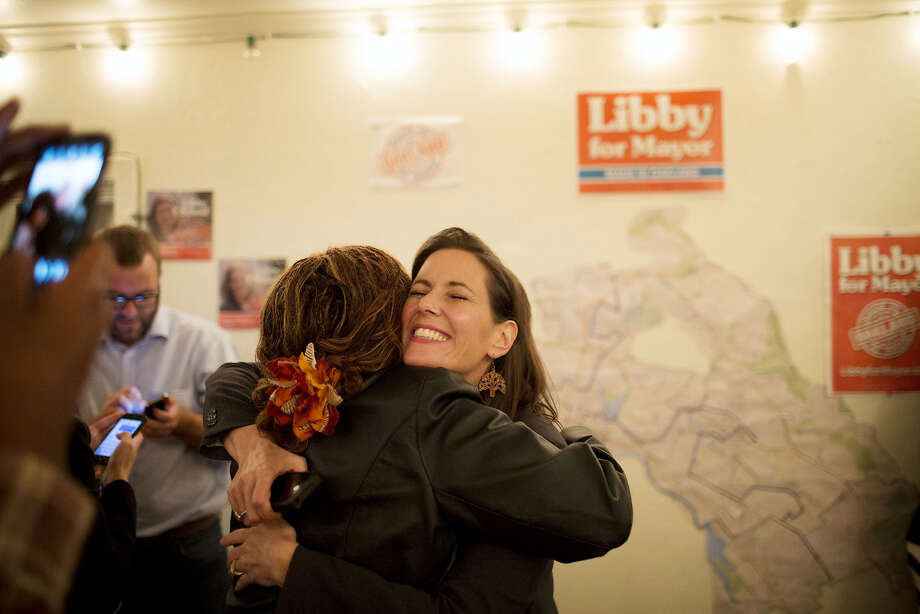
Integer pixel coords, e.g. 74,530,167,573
76,225,237,614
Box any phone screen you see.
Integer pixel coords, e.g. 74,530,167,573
9,135,109,284
94,416,144,459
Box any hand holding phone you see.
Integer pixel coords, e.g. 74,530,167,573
101,428,144,486
9,134,110,284
270,472,320,513
144,394,170,419
94,414,145,465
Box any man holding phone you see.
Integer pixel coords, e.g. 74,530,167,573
75,225,238,614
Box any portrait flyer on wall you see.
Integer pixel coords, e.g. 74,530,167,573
828,234,920,393
145,190,213,259
218,258,286,329
576,89,724,193
369,116,462,188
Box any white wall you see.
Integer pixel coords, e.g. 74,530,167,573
4,14,918,613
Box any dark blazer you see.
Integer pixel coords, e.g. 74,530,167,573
203,363,632,611
274,408,563,614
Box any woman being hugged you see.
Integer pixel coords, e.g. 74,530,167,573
203,234,631,612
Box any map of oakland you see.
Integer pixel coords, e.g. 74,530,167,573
532,209,918,614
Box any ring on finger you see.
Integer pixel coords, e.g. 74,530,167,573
233,509,247,521
229,560,244,577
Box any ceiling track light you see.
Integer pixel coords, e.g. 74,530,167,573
243,34,261,57
645,3,667,29
370,14,387,37
107,24,131,51
507,8,526,33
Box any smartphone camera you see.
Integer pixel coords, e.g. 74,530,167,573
9,134,110,284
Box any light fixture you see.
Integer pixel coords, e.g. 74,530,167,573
350,15,417,80
912,11,920,48
0,50,25,88
507,8,525,33
243,34,261,58
633,5,678,64
494,29,543,72
370,14,388,37
775,20,811,64
108,24,132,51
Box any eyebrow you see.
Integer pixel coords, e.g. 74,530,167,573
412,279,475,293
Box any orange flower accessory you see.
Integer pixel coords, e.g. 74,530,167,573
264,343,343,441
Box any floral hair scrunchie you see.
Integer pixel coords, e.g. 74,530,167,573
263,343,343,441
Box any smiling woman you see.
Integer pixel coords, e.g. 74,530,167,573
407,227,557,423
402,248,518,387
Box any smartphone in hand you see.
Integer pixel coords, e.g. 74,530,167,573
270,472,320,513
93,414,145,465
9,134,110,284
144,394,170,419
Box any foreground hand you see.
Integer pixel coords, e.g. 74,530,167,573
225,425,307,526
221,518,298,591
0,241,112,467
0,98,68,206
143,394,181,437
101,431,144,485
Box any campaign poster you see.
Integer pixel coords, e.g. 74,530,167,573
577,89,724,193
145,190,213,259
828,234,920,393
218,258,286,329
370,117,461,188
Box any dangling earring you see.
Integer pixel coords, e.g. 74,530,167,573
478,362,506,398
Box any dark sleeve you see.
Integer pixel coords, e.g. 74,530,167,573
276,541,551,614
421,377,632,563
200,361,262,460
515,408,565,450
98,480,136,571
66,432,137,613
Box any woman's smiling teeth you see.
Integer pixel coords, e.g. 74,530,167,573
413,327,448,341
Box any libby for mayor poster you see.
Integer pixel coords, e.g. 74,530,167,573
577,89,723,193
828,233,920,393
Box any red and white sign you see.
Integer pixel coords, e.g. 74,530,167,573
370,117,462,188
828,234,920,393
577,90,724,193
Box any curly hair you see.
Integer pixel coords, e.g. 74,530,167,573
253,245,410,451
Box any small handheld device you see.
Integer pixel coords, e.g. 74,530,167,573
270,471,320,513
93,414,145,464
9,134,110,284
144,394,170,419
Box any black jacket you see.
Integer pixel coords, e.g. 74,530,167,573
274,408,563,614
202,363,632,611
66,419,137,614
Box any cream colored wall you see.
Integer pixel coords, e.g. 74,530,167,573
4,15,918,614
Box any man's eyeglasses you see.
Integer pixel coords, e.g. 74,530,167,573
107,292,159,308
